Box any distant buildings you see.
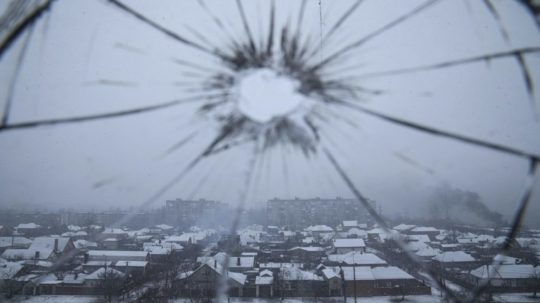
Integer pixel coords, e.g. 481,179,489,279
163,199,226,228
267,197,373,229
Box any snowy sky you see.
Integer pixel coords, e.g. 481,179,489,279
0,0,539,227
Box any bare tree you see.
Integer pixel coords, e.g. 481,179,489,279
98,267,126,303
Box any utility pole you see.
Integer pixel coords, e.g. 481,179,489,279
353,253,357,303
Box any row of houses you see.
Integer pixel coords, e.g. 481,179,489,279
175,251,431,298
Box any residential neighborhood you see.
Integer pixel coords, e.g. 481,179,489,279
1,198,539,302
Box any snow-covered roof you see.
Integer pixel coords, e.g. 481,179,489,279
327,252,387,266
393,224,416,231
83,261,113,267
114,260,148,267
144,246,170,255
194,260,247,285
86,267,125,280
255,276,273,285
88,250,148,258
198,253,255,268
102,228,127,235
322,268,339,280
343,220,358,227
15,223,41,229
347,228,367,237
415,247,440,258
155,224,174,230
404,241,431,253
338,266,414,281
302,237,316,244
74,239,98,249
457,238,475,244
493,254,521,265
280,267,323,281
289,246,325,252
67,225,82,231
340,266,374,280
0,260,24,279
228,271,247,285
433,251,475,263
471,264,536,279
334,238,365,248
259,269,273,277
164,232,207,244
2,248,50,260
259,262,303,269
0,237,32,248
63,273,86,284
305,225,334,232
371,266,415,280
411,227,439,233
31,237,71,252
406,235,431,243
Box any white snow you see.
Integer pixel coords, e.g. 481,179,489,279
432,251,475,263
327,251,387,265
334,238,366,248
6,296,98,303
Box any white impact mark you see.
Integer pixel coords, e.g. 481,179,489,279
236,68,307,123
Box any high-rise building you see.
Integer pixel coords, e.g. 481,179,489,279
266,197,374,229
163,198,226,228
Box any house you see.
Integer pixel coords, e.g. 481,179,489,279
326,252,387,267
334,238,366,254
341,221,367,231
73,239,98,251
176,260,247,297
82,261,113,273
406,234,431,243
38,267,125,296
100,228,128,241
468,264,538,292
320,267,343,296
113,260,148,276
414,246,440,262
0,259,24,294
393,224,416,233
255,269,274,297
0,237,32,253
197,252,255,273
408,227,440,239
337,266,431,297
305,225,334,237
346,228,368,239
81,267,125,289
1,237,74,262
432,251,477,269
14,223,44,237
87,250,149,263
288,246,326,263
276,266,326,297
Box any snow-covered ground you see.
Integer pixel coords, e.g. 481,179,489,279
6,296,98,303
493,293,540,303
170,296,443,303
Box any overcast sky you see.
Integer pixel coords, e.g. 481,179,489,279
1,0,539,227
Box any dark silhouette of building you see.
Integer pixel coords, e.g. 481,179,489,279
163,199,226,229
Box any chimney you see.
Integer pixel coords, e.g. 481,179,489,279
236,257,241,266
54,239,59,253
34,251,40,260
83,253,89,264
214,260,217,268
